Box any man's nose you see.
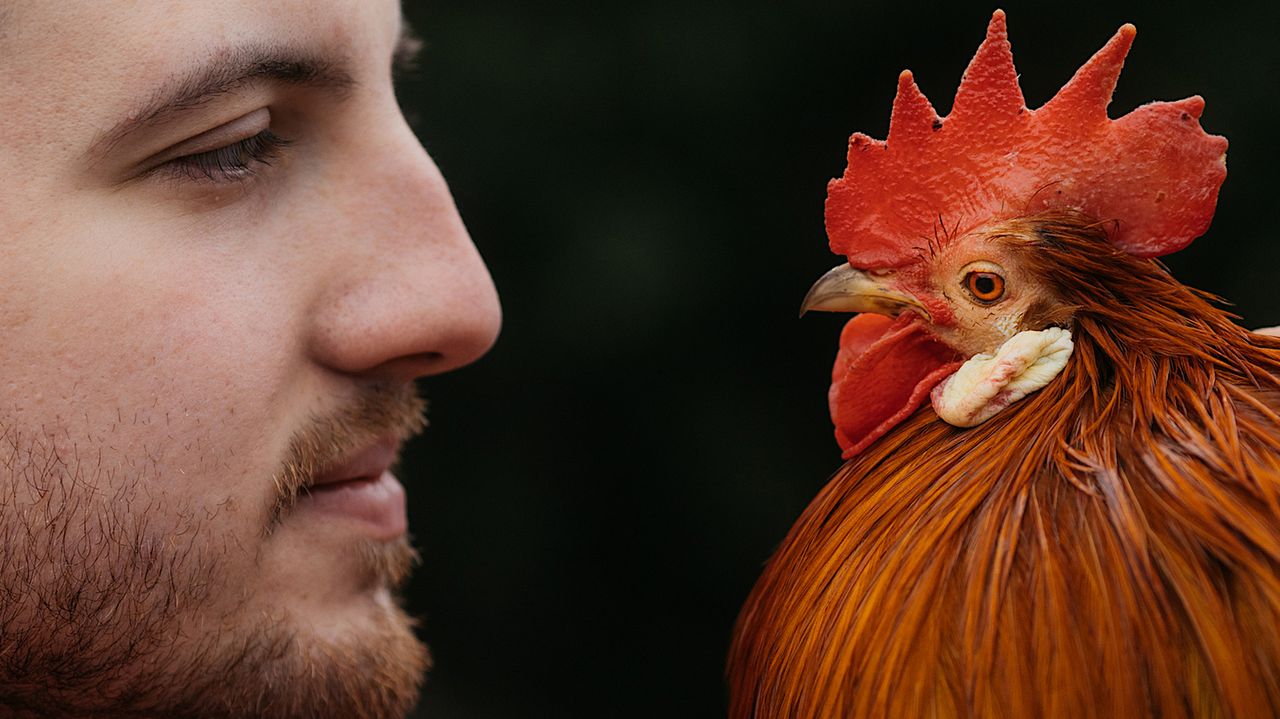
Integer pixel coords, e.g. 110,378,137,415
307,117,501,383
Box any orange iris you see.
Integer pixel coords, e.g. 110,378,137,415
965,271,1005,303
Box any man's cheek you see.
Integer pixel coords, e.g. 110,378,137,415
1,313,286,559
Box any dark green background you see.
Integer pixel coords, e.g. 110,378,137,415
396,2,1280,716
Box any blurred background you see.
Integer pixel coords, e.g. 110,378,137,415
396,1,1280,716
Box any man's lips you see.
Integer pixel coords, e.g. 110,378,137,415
300,434,408,540
312,434,399,487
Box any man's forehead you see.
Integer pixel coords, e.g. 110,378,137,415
0,0,396,155
0,5,13,42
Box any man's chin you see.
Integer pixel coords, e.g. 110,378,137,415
206,535,429,719
5,534,429,719
220,536,431,719
359,535,421,591
171,574,431,719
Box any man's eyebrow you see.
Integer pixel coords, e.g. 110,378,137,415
89,44,357,159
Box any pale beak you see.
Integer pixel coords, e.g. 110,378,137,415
799,263,929,320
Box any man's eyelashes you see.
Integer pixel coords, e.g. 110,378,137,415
157,129,293,184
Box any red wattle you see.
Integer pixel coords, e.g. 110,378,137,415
830,314,962,458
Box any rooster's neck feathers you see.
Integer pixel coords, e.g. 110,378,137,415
730,219,1280,717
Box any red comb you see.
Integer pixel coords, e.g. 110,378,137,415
825,10,1228,268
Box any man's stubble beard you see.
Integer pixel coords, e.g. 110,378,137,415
0,385,431,719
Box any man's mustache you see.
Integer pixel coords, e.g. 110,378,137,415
266,384,427,533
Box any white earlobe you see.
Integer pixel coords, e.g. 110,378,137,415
930,327,1074,428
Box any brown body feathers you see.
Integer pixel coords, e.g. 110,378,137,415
729,213,1280,718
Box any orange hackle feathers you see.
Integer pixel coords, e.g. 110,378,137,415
825,10,1228,268
728,211,1280,718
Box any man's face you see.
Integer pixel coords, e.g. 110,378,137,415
0,1,500,716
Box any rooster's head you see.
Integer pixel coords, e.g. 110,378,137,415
802,10,1228,458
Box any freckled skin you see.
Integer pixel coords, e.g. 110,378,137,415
894,220,1065,357
830,218,1067,359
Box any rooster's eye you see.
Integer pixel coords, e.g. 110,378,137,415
964,271,1006,303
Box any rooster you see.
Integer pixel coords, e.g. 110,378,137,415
728,11,1280,719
